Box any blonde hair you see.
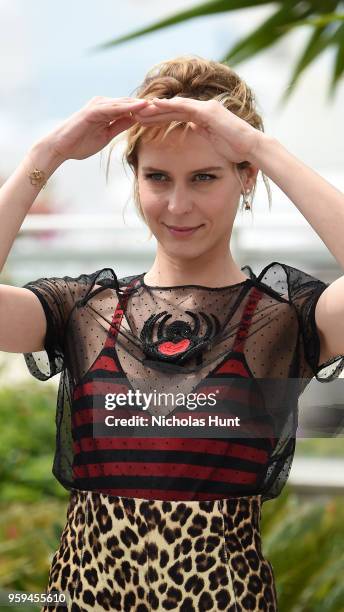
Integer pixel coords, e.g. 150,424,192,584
106,54,271,235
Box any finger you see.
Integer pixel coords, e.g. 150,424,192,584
136,101,182,113
107,115,133,131
188,122,208,138
134,112,189,123
151,96,196,109
152,96,185,104
136,99,196,120
106,99,149,110
107,115,138,138
88,96,148,108
95,97,140,103
94,99,149,120
134,105,187,118
107,112,137,126
134,108,172,118
117,99,149,107
133,101,163,113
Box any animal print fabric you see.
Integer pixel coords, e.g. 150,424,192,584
41,488,277,611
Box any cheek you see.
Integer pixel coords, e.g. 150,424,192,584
207,198,231,223
140,198,163,222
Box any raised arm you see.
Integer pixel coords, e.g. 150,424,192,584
0,95,150,353
0,142,64,353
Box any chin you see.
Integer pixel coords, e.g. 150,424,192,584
162,242,208,260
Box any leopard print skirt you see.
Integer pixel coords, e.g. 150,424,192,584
41,488,278,611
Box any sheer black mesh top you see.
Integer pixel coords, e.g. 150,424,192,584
22,261,344,503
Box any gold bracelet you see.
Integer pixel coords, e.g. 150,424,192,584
28,168,47,189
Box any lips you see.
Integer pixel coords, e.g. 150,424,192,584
166,224,202,231
164,224,204,237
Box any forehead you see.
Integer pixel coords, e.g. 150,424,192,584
139,126,194,151
137,128,229,168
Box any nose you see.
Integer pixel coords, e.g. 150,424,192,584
167,184,193,214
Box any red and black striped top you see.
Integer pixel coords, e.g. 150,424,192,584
71,279,277,501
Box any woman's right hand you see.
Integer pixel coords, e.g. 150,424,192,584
37,96,150,162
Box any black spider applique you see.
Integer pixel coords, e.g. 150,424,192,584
139,310,221,365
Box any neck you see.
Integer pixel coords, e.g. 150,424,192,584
143,252,248,288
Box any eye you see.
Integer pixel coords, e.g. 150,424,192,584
144,173,217,182
196,173,216,181
144,173,166,181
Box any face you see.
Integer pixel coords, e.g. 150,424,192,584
136,127,253,261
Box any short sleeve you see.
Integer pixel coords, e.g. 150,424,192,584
286,264,344,382
22,272,96,381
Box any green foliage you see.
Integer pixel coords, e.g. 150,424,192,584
295,437,344,458
0,381,344,610
0,499,67,611
0,382,68,609
89,0,344,105
0,383,68,502
261,488,344,610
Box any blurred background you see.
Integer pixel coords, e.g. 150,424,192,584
0,0,344,610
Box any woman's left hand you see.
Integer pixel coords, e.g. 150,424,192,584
133,96,263,165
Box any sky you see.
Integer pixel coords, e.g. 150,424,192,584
1,0,244,136
0,0,343,251
1,0,343,165
0,0,257,216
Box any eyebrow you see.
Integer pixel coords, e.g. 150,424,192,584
141,165,225,173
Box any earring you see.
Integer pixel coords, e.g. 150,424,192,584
243,189,251,210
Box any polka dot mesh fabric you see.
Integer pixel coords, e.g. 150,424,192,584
22,262,344,503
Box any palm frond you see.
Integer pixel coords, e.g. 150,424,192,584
278,23,335,106
221,1,313,66
88,0,344,103
328,21,344,97
290,12,344,28
86,0,275,53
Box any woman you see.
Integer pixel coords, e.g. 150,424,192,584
1,55,344,611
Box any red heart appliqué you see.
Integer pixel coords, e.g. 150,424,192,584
158,339,191,356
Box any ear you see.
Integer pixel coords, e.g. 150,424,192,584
238,163,259,192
